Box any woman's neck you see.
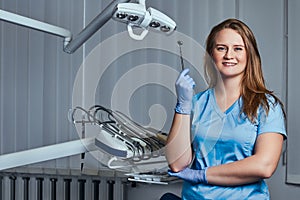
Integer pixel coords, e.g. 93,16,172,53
214,77,242,112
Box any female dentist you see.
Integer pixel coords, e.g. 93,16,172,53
164,18,287,200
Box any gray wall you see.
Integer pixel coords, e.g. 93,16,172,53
1,0,300,199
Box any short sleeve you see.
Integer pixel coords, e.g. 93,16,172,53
257,99,287,139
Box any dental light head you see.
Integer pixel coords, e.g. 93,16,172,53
112,0,176,40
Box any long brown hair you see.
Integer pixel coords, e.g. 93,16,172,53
204,18,285,122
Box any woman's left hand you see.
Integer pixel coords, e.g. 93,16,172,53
168,167,207,184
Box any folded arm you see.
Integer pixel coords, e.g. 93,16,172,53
205,132,284,186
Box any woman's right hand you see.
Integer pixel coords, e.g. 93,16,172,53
175,68,195,115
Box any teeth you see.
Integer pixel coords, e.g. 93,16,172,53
223,62,236,66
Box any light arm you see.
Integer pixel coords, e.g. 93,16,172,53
0,9,72,47
64,0,130,53
0,0,131,54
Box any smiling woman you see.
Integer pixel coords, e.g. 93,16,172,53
165,18,287,200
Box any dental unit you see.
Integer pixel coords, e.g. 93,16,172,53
0,105,176,184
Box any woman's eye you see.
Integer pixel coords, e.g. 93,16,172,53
235,47,243,51
217,47,226,51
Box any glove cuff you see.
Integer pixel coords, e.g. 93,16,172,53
203,168,208,184
175,102,191,115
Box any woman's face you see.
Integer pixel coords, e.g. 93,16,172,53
212,28,247,80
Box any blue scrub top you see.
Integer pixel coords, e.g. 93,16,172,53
182,88,286,200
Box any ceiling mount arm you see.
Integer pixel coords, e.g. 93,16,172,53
0,9,72,47
0,0,131,54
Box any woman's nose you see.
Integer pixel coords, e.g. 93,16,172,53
224,49,234,59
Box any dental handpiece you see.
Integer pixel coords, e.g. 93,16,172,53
177,40,184,71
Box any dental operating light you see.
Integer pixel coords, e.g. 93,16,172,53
113,0,176,40
0,0,176,53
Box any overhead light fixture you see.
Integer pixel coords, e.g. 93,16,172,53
112,0,176,40
0,0,177,53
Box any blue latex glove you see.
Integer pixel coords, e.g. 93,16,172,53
175,68,195,115
168,167,208,184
